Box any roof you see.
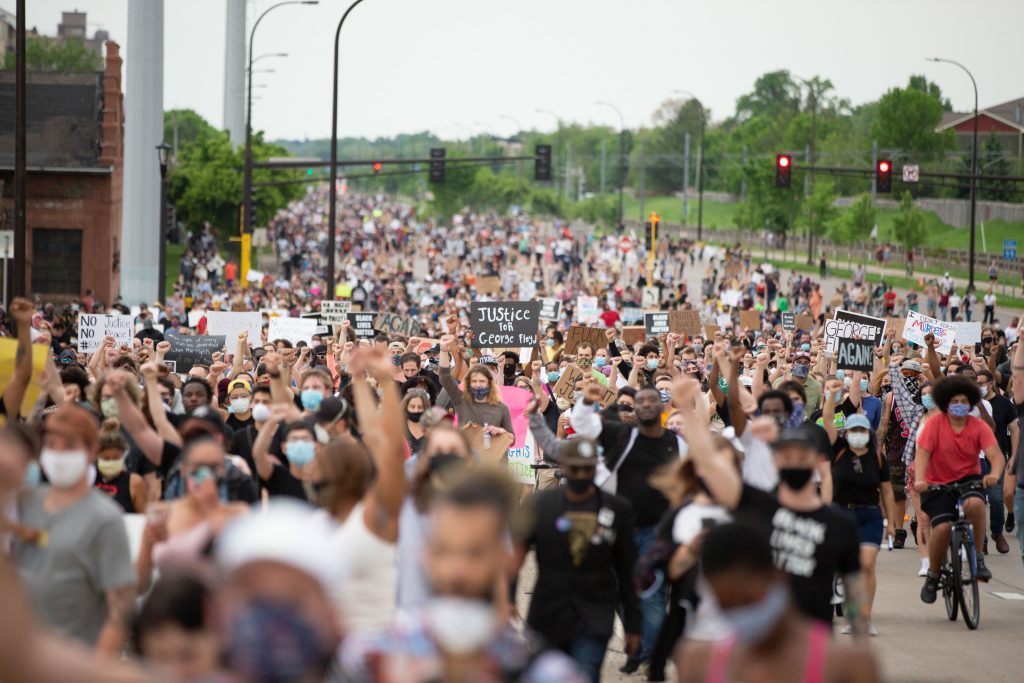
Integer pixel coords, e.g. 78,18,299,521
936,96,1024,133
0,71,106,170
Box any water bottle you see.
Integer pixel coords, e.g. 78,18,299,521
483,422,491,450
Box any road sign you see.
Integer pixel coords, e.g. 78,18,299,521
1004,239,1017,260
901,164,919,183
0,230,12,259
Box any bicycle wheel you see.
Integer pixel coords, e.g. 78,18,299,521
953,529,980,630
943,544,958,622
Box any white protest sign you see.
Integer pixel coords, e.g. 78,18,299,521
187,310,205,328
641,287,659,308
954,321,982,347
205,311,262,345
412,257,430,279
78,313,133,353
721,290,742,307
319,300,352,324
518,280,537,301
268,316,318,346
577,296,600,324
903,310,957,354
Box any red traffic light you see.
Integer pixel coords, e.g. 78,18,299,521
878,161,890,173
372,162,382,173
777,155,791,168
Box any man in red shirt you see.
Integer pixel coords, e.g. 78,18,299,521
598,302,620,329
914,375,1004,601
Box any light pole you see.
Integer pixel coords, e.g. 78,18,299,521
156,143,171,301
672,90,706,240
535,108,562,204
327,0,369,300
795,77,819,264
928,57,979,289
243,2,316,237
594,100,626,228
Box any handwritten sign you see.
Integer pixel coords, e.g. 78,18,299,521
564,326,609,355
470,301,541,349
476,275,501,294
552,365,586,401
268,317,318,346
78,313,133,353
164,335,226,369
205,311,262,345
675,310,703,337
645,312,671,336
301,314,332,337
347,312,377,339
577,296,600,324
538,298,562,321
621,326,647,346
903,310,956,354
319,300,352,324
738,310,761,331
836,338,875,372
824,309,887,355
373,312,422,339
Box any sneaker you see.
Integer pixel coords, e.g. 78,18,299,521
1007,513,1016,533
920,572,939,603
918,558,930,577
840,624,854,635
993,532,1010,554
868,624,879,637
620,657,640,674
893,529,907,549
976,555,992,582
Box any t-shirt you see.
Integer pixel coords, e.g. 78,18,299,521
12,488,134,646
734,485,860,623
831,437,889,506
739,425,777,492
263,463,308,501
671,501,732,546
917,414,997,484
988,394,1016,456
601,426,682,527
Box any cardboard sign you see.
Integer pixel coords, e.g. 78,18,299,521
621,326,647,346
347,312,377,339
596,383,618,409
621,306,644,324
782,312,795,331
577,296,600,324
954,321,982,346
78,313,133,353
205,311,262,346
824,310,887,355
373,312,422,338
319,300,352,324
461,422,516,466
836,338,875,372
164,335,226,369
641,286,659,308
469,301,541,349
268,317,317,346
675,310,702,336
795,314,815,331
564,326,609,355
886,317,906,341
412,257,430,280
903,310,956,354
552,365,586,402
738,310,761,331
645,312,671,336
506,430,538,485
538,298,562,321
476,276,501,294
704,324,721,339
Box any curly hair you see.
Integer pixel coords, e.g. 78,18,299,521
931,375,980,412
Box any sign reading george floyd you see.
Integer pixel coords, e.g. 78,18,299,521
824,309,887,355
164,335,226,370
836,338,875,372
470,301,541,349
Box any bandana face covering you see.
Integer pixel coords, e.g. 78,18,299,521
901,373,921,404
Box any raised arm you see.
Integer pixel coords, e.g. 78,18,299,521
140,363,182,447
1013,321,1024,405
252,404,287,483
2,299,35,419
438,335,464,405
107,371,164,466
569,375,604,439
673,375,742,509
724,346,748,436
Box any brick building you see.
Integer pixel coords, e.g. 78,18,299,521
0,41,124,303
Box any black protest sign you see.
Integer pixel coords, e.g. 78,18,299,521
824,309,887,354
164,335,226,370
836,338,875,372
782,312,795,330
645,312,671,336
374,312,422,338
301,313,332,337
538,298,561,321
470,301,541,349
347,312,377,338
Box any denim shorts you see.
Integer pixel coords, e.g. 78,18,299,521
842,505,884,547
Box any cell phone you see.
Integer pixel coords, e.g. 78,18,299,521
974,342,982,353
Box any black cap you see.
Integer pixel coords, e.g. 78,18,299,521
314,396,348,424
772,423,821,451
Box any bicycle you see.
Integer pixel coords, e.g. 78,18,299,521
928,482,982,630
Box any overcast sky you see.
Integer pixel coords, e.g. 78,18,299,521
22,0,1024,141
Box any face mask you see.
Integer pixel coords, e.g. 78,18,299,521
226,600,334,683
230,398,251,414
23,460,41,487
407,410,424,423
646,358,659,371
100,397,119,419
287,441,316,467
800,343,811,352
300,389,323,412
251,403,271,422
556,397,571,411
97,458,125,479
547,371,560,384
566,476,593,494
836,370,846,381
40,448,90,488
778,467,814,490
791,364,809,379
921,394,936,411
546,338,555,348
577,358,592,370
860,379,869,392
659,389,671,404
572,390,583,403
391,354,402,367
833,390,844,404
722,582,789,646
425,598,496,655
693,343,704,354
471,386,489,401
594,357,607,368
846,432,870,449
787,403,805,427
949,403,971,418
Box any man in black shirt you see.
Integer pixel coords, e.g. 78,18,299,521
979,369,1018,554
252,409,316,501
570,376,685,671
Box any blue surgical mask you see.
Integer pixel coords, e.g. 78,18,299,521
659,389,671,404
646,358,659,371
800,343,811,352
860,379,869,392
471,387,489,401
300,389,323,412
23,460,41,487
547,371,560,384
922,394,936,411
594,357,607,368
287,440,316,467
721,582,789,646
836,370,846,381
546,338,555,348
949,403,970,418
833,390,844,404
792,364,810,379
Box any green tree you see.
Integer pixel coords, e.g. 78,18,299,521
163,109,218,150
735,162,802,236
3,37,101,72
891,191,926,251
802,181,838,260
871,78,956,159
831,195,875,269
978,135,1016,201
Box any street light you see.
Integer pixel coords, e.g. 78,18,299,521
535,108,562,203
595,100,627,228
327,0,370,299
672,90,707,240
793,76,821,264
156,143,172,302
249,52,288,68
243,2,317,237
928,57,980,288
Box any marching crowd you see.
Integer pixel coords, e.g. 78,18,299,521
0,188,1021,683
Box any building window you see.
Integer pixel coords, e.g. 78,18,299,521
31,228,82,295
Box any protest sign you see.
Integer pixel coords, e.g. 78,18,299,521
476,275,501,294
412,257,430,280
644,312,671,336
301,314,332,337
187,310,205,328
824,310,887,354
461,422,516,467
469,301,541,349
641,287,659,308
621,326,647,346
78,313,133,353
373,312,422,338
577,296,600,324
596,383,618,409
552,365,586,402
782,312,795,330
538,297,562,321
902,310,957,354
319,300,352,324
564,326,609,355
347,312,377,338
506,430,538,485
518,280,537,301
704,324,721,339
738,310,761,331
954,321,982,347
795,314,815,331
620,306,644,324
886,317,906,341
674,310,703,337
721,290,742,307
836,338,875,372
164,335,225,369
205,311,262,345
268,317,317,346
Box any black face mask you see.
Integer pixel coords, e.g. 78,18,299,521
427,452,463,475
778,467,814,490
407,411,424,423
503,364,516,377
566,477,593,495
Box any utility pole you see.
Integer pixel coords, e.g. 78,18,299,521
871,140,878,207
682,132,690,228
12,0,26,297
599,139,607,196
806,81,818,266
638,146,646,222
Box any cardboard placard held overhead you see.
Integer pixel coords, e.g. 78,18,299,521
268,317,318,346
704,324,721,339
953,321,982,346
795,314,815,331
373,312,422,338
645,312,671,336
564,326,609,355
902,310,956,354
552,365,586,402
205,311,263,345
164,335,226,370
576,296,600,324
319,300,352,324
347,312,377,338
461,422,516,466
596,383,618,409
836,338,875,372
738,310,761,331
538,298,562,321
300,314,332,337
476,276,501,294
674,310,703,337
824,309,887,354
886,317,906,341
620,306,644,324
621,326,647,346
77,313,133,353
469,301,542,349
782,312,795,331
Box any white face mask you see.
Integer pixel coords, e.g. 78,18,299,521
251,403,271,423
425,597,496,655
39,448,90,488
846,432,870,449
230,398,251,414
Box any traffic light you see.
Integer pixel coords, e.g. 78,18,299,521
534,144,552,181
876,159,892,193
306,167,314,176
775,154,792,188
372,162,382,174
245,187,257,232
429,148,446,183
644,213,659,250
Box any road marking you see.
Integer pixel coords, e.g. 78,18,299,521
991,592,1024,600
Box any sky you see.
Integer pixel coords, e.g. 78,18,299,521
20,0,1024,142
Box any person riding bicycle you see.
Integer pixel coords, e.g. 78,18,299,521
914,375,1005,604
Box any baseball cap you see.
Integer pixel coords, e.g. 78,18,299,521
479,355,498,366
772,423,820,451
845,413,871,431
227,379,252,394
557,437,601,467
900,360,922,373
42,403,100,452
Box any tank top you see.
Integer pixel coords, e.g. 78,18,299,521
152,520,213,573
94,469,135,513
330,501,397,635
882,394,909,464
706,621,829,683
